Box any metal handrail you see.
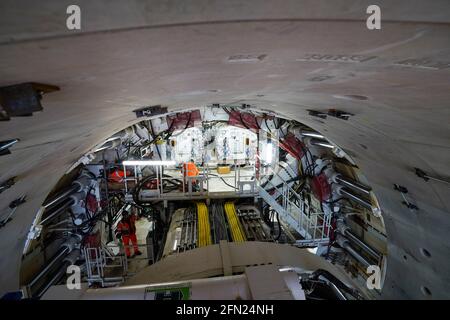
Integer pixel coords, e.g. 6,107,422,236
134,163,257,199
83,242,152,286
256,155,303,203
256,165,331,245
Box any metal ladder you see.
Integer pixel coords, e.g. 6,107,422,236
257,167,331,246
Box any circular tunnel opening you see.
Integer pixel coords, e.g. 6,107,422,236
20,104,388,300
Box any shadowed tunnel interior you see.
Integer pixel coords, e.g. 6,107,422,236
0,0,449,300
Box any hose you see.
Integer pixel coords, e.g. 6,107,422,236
196,202,212,247
208,173,238,190
132,174,182,207
210,202,229,243
224,202,246,242
309,269,364,300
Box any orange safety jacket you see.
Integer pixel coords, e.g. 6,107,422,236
182,162,199,177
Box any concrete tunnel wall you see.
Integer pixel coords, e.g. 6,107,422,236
0,0,449,298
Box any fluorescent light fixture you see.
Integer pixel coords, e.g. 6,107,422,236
122,160,176,166
264,143,273,163
172,239,178,251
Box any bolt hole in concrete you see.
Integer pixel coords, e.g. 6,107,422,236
333,94,369,101
421,248,431,258
421,286,432,296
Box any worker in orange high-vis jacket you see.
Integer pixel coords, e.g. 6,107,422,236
116,210,142,258
182,161,200,191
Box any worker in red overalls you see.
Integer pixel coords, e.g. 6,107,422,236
116,210,142,258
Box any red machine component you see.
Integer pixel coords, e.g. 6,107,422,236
144,179,158,189
85,192,98,214
108,168,132,183
83,230,101,257
328,217,337,243
228,111,260,131
311,173,331,202
166,110,202,131
279,133,305,160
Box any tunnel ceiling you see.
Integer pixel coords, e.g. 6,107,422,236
0,0,449,298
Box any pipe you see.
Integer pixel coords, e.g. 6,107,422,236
309,138,334,149
40,198,75,225
335,220,381,263
344,230,381,261
28,246,70,287
36,260,71,298
28,235,80,290
43,184,79,209
334,175,372,196
60,237,80,252
338,187,374,211
36,248,82,298
341,241,372,269
36,267,65,298
40,173,91,225
63,249,81,265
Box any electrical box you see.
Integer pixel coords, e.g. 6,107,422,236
170,127,204,163
216,126,257,161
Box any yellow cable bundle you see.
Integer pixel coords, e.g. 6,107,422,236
196,202,212,247
224,202,246,242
